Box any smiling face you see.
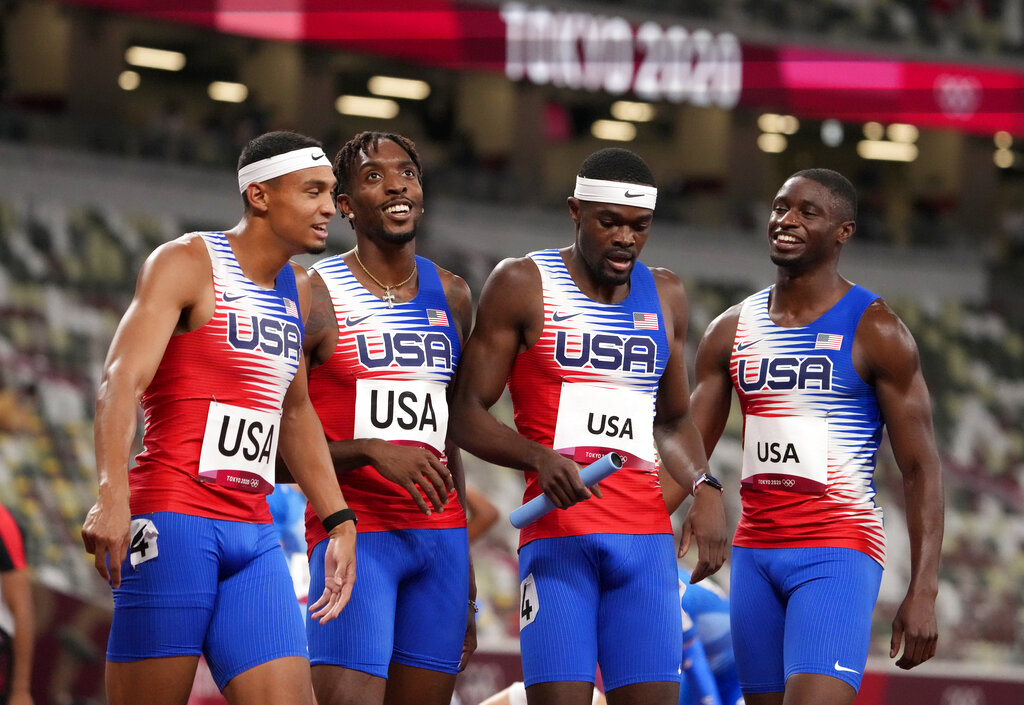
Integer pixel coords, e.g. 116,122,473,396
768,176,854,272
260,164,337,255
338,138,423,246
569,197,653,289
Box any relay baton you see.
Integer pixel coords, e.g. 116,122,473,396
509,452,623,529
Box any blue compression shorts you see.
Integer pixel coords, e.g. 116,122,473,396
307,528,469,678
106,512,306,690
518,533,682,691
729,546,883,693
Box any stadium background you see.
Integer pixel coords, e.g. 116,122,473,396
1,0,1023,702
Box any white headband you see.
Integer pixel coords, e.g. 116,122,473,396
238,147,332,193
574,176,657,210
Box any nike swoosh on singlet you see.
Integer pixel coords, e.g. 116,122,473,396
345,314,374,327
552,311,580,322
833,661,859,674
223,292,247,302
735,339,761,351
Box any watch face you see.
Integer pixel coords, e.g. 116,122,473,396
701,473,723,491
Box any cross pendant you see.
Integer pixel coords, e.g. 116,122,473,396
382,287,396,309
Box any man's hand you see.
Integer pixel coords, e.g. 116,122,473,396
460,601,478,671
535,450,596,509
309,521,357,624
890,591,938,669
366,440,455,515
677,487,728,583
81,492,131,588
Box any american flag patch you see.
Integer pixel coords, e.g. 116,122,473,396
283,298,299,318
427,309,449,326
814,333,843,350
633,312,658,329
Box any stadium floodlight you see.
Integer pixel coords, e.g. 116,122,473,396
118,71,140,91
886,123,919,144
610,101,656,123
857,139,918,162
590,120,636,142
820,119,844,147
208,81,248,103
336,95,400,119
124,46,186,71
862,121,885,140
758,113,799,135
757,133,787,153
367,76,431,100
994,148,1015,169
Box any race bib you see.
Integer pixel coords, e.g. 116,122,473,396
129,518,158,567
353,379,448,454
552,382,655,465
741,415,828,494
520,572,539,630
198,401,279,493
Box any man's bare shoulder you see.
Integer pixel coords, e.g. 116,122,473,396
139,233,211,284
486,255,540,287
434,263,472,305
854,298,920,371
647,265,683,287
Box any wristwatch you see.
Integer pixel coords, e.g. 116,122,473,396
692,472,724,495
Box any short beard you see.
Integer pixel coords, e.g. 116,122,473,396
379,226,417,246
306,242,328,256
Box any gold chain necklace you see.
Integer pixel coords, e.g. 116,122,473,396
352,248,417,309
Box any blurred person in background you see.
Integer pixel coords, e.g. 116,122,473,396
81,130,357,705
300,131,475,705
676,573,743,705
465,486,500,544
684,168,943,705
0,505,33,705
663,475,742,705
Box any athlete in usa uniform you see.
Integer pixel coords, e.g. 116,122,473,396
509,248,672,547
451,148,727,705
300,132,474,705
684,169,943,705
82,131,357,705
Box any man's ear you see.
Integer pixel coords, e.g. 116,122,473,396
567,196,581,226
836,219,856,244
337,193,352,218
246,182,271,214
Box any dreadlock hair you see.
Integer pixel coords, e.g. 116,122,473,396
332,131,422,202
790,168,858,224
577,147,655,187
237,131,323,210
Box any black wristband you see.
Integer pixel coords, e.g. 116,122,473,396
322,508,357,533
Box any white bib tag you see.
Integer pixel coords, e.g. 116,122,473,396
353,379,448,454
519,572,539,630
552,382,655,465
129,518,159,567
741,415,828,494
198,401,280,493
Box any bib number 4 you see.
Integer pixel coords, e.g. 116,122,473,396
129,518,159,567
520,573,539,630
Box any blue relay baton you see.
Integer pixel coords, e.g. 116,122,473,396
509,452,623,529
